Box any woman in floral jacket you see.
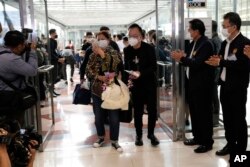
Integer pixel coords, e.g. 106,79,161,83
86,31,123,152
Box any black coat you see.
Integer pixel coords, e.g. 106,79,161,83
124,42,157,88
218,33,250,90
180,36,215,91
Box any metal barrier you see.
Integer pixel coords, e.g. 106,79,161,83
37,65,54,151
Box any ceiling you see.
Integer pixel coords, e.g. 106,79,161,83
32,0,163,27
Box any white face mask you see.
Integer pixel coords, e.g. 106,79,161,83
98,40,108,49
128,37,139,46
221,28,230,38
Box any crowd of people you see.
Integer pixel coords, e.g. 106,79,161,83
0,10,250,166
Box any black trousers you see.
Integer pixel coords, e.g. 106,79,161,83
220,85,248,152
188,88,214,146
132,87,157,137
51,60,59,84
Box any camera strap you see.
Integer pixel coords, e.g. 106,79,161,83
0,50,22,90
0,50,11,55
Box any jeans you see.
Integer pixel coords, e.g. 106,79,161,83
92,94,120,141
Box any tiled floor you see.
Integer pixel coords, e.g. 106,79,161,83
33,67,250,167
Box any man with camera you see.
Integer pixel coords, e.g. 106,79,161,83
0,30,37,123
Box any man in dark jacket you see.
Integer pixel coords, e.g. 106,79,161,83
171,19,215,153
206,12,250,156
124,23,159,147
49,29,64,96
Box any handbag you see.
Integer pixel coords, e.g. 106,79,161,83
119,101,133,123
101,78,130,110
0,76,37,115
73,84,91,105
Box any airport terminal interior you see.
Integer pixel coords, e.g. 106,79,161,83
1,0,250,167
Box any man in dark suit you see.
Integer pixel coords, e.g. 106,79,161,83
171,19,215,153
124,23,159,146
49,29,64,96
206,12,250,156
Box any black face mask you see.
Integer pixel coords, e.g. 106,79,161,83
55,35,58,39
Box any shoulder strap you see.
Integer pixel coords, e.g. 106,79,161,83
0,75,18,90
0,50,19,90
0,50,11,55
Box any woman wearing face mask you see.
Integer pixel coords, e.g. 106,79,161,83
86,31,123,152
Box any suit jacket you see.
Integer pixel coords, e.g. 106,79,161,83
219,33,250,90
124,42,157,89
180,35,215,91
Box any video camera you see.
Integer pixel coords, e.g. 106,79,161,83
22,28,33,52
22,28,33,41
0,120,42,167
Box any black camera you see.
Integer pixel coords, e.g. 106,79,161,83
0,120,42,167
8,125,42,167
22,28,33,52
22,28,33,41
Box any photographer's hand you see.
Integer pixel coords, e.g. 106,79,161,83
27,140,38,167
30,42,37,50
0,128,11,167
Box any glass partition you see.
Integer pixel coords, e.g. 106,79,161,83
157,0,174,138
0,0,21,44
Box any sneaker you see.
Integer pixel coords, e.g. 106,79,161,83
111,142,123,152
93,138,104,148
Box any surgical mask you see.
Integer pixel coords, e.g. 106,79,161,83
98,40,108,49
128,37,139,46
221,28,230,38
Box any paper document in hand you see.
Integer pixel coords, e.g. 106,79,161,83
124,70,139,77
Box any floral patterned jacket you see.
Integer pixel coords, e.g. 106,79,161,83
86,46,121,97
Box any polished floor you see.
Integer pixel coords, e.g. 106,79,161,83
33,67,250,167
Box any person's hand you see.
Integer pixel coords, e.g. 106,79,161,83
205,55,220,66
92,44,105,58
243,45,250,59
97,75,109,83
27,140,38,167
58,57,65,64
129,71,140,80
30,42,37,50
0,128,7,136
171,50,185,62
0,128,8,149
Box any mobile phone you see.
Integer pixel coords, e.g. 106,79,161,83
124,70,140,77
